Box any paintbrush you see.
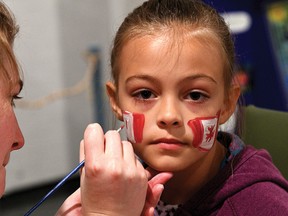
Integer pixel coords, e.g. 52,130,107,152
24,126,124,216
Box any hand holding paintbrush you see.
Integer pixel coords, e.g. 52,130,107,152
25,123,172,216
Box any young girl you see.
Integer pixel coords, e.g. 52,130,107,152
106,0,288,215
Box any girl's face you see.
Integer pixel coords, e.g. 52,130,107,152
107,33,239,172
0,71,24,197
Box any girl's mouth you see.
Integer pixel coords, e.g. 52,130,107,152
152,138,186,150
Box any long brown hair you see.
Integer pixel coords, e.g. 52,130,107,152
110,0,235,93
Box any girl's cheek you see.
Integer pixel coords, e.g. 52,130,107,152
123,111,145,143
187,111,220,151
122,110,221,152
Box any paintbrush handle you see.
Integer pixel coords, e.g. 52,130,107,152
24,160,85,216
24,126,124,216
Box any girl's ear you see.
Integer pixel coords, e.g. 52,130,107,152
106,81,123,121
219,84,241,124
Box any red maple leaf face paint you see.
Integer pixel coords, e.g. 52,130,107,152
123,111,145,143
187,111,220,151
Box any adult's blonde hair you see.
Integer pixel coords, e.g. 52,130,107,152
0,1,20,88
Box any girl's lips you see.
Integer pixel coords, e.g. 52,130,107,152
152,138,184,144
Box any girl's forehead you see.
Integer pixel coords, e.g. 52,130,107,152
120,32,224,70
124,29,223,57
121,34,226,91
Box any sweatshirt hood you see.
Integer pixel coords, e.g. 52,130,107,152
178,135,288,215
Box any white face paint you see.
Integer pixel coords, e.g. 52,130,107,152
123,111,145,143
188,112,220,151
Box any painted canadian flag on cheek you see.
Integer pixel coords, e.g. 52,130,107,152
123,111,145,143
187,112,220,151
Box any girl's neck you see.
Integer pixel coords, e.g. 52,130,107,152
161,141,227,204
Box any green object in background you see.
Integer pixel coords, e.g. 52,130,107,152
243,105,288,180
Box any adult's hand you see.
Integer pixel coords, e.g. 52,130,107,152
81,123,149,215
56,123,172,216
55,188,81,216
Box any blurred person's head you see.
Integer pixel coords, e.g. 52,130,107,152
0,1,24,197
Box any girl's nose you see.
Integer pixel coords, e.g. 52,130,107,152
156,97,183,128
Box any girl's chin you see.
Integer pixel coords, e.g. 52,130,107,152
144,161,183,172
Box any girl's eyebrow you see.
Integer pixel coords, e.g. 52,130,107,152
125,74,159,85
184,74,217,84
126,73,217,85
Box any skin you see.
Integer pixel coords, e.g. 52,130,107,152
107,32,240,204
0,66,24,197
56,124,172,216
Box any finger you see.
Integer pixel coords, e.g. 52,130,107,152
145,173,172,209
79,140,84,162
149,172,173,187
79,140,85,175
150,183,164,206
141,206,154,216
141,183,163,216
122,140,138,165
84,123,105,168
56,188,81,216
142,181,166,216
146,167,173,184
147,207,155,216
104,130,123,158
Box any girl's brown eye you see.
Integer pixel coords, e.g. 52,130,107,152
189,92,202,101
185,90,208,102
139,90,152,99
133,89,155,100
